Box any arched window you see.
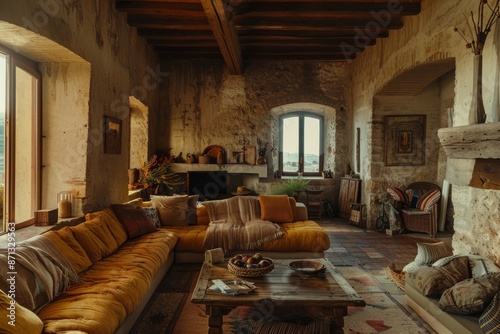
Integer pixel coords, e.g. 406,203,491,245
279,112,324,177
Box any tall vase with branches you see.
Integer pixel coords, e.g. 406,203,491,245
455,0,500,124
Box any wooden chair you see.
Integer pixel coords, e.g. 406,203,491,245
400,182,441,238
305,189,324,219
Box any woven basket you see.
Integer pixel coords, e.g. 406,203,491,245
385,263,406,291
227,256,274,277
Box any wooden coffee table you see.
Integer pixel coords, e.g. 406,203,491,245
191,258,366,334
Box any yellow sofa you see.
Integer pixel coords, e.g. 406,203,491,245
0,195,330,334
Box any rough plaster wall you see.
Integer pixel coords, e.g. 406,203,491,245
347,0,500,262
0,0,160,212
41,62,90,210
452,186,500,265
160,61,348,195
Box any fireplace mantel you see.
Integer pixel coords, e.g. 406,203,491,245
438,122,500,159
171,163,267,178
438,122,500,189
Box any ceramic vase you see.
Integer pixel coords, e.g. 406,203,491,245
469,54,487,124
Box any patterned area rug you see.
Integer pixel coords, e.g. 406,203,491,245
130,263,435,334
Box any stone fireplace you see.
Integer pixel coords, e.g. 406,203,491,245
438,122,500,265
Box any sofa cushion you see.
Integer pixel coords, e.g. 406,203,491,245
38,229,178,334
258,220,331,252
85,208,129,246
162,220,330,253
197,205,210,225
111,203,157,238
479,290,500,333
387,187,408,204
70,217,118,263
417,189,441,212
433,255,500,278
406,256,470,297
43,227,93,274
0,289,43,334
403,241,453,273
259,195,294,223
439,272,500,315
142,206,161,227
151,195,189,226
186,194,199,225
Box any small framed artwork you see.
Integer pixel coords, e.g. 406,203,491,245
384,115,426,166
104,116,122,154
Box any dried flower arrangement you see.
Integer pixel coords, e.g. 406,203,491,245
139,152,184,194
454,0,500,55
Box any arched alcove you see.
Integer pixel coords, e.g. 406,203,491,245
366,59,456,229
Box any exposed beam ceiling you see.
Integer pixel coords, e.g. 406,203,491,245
116,0,423,74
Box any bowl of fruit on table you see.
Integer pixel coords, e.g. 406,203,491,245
227,253,274,277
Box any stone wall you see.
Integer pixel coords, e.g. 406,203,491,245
347,0,500,263
0,0,159,212
160,61,348,204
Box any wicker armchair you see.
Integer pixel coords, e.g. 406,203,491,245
400,182,441,238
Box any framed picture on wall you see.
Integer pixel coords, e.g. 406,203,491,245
384,115,426,166
104,116,122,154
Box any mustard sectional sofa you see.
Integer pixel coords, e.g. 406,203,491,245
0,195,330,334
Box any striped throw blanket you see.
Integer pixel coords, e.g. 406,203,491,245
202,196,283,254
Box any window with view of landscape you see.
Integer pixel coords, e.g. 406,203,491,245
279,112,323,176
0,47,41,232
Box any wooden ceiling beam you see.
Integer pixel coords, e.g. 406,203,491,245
200,0,243,74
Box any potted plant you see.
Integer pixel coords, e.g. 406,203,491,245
270,177,310,199
139,152,185,198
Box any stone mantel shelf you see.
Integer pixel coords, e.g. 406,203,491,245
438,122,500,190
437,122,500,159
171,163,267,178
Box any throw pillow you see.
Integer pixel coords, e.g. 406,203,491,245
416,189,441,212
414,241,453,266
43,227,93,274
407,256,470,297
387,187,408,204
150,195,189,226
259,195,294,223
479,291,500,333
439,272,500,315
186,194,200,225
404,241,453,274
0,289,43,334
85,208,128,246
434,255,500,278
142,206,161,227
111,203,157,238
69,218,117,263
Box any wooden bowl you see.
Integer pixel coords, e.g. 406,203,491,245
227,255,274,278
288,260,325,274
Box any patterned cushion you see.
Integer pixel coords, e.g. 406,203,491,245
414,241,453,266
416,189,441,212
111,203,157,238
387,187,408,204
142,207,161,227
407,256,470,297
434,255,500,278
480,291,500,333
439,272,500,315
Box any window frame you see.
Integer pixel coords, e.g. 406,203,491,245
278,112,324,177
0,45,42,231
